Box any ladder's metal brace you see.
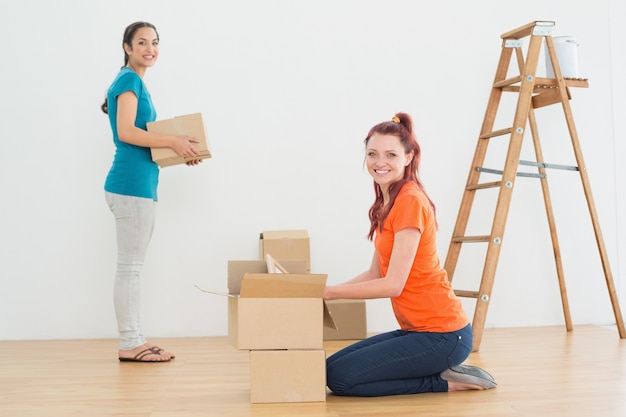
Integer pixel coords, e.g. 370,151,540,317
504,39,523,48
518,160,579,171
476,166,547,178
476,159,578,178
532,21,555,36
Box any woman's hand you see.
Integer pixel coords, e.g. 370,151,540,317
185,158,203,166
324,228,420,300
170,136,200,158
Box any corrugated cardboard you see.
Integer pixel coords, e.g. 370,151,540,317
249,349,327,403
147,112,212,167
323,299,367,340
228,272,335,349
227,259,306,294
259,230,310,271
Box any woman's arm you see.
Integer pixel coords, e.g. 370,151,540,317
334,251,381,285
116,91,200,158
323,227,420,300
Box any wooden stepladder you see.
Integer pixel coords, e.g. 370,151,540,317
444,21,626,352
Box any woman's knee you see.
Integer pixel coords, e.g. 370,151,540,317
326,368,352,396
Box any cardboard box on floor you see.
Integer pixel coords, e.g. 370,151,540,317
259,230,310,272
323,299,367,341
147,112,212,167
249,349,327,403
225,260,336,350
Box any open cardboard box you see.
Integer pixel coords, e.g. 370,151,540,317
197,259,336,350
147,112,212,167
229,272,335,349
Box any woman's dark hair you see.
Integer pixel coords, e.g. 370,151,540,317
100,21,159,114
365,112,437,240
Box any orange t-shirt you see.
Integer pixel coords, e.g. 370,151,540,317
374,182,469,332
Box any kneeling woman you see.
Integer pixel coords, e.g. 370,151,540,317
324,113,497,396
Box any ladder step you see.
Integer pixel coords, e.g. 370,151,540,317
532,88,566,109
501,78,588,95
480,127,512,139
535,77,589,88
451,235,491,243
454,290,479,299
467,181,502,191
493,76,522,89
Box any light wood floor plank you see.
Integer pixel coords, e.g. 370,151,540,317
0,325,624,417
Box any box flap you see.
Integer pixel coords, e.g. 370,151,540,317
323,301,337,330
265,254,289,274
323,299,366,339
240,273,326,298
194,285,238,298
228,260,270,294
228,260,307,294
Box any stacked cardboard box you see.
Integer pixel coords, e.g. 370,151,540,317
249,349,327,404
227,259,332,403
258,230,367,341
201,230,368,403
259,230,310,272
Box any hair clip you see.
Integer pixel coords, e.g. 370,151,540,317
391,116,400,124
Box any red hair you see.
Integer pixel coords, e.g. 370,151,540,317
364,112,436,240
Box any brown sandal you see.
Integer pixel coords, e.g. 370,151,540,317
118,347,172,363
150,346,175,359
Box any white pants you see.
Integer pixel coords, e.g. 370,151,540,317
105,192,155,350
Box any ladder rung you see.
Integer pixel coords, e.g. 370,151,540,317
467,181,502,191
493,76,522,89
451,235,491,243
454,290,479,299
480,127,512,139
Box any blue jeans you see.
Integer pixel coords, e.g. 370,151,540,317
326,324,472,396
105,192,155,350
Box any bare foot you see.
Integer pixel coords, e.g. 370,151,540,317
118,343,174,362
147,344,175,359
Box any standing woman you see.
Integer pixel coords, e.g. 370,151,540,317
324,113,497,395
101,21,200,362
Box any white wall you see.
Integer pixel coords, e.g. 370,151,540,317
0,0,623,340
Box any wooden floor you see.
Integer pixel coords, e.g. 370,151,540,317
1,325,624,417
